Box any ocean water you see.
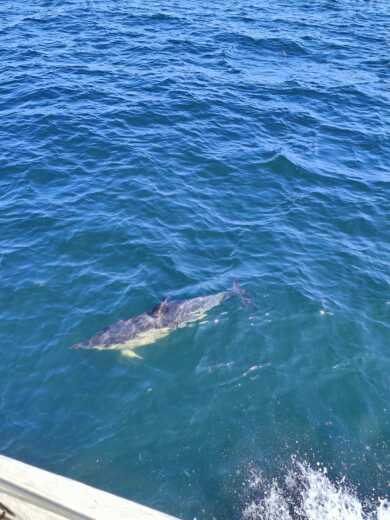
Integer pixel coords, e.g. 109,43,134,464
1,0,389,518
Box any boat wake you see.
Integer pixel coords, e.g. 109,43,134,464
242,460,389,520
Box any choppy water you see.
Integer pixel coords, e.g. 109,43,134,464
1,1,389,518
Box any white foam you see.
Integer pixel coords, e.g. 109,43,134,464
242,461,389,520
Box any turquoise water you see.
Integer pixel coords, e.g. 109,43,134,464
1,1,389,518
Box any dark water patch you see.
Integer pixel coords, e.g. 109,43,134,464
216,31,309,57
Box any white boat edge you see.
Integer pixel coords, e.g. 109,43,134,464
0,454,180,519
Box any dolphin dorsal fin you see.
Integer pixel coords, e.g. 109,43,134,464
151,298,169,317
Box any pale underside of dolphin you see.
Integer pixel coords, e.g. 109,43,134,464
72,283,248,358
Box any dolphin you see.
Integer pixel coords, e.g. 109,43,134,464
71,282,250,358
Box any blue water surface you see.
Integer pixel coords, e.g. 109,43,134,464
1,1,389,518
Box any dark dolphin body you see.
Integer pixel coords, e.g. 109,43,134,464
72,283,248,358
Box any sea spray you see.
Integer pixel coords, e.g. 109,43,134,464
242,460,389,520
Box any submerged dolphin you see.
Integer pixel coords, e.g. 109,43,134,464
72,282,249,358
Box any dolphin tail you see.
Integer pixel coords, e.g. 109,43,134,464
231,280,253,307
